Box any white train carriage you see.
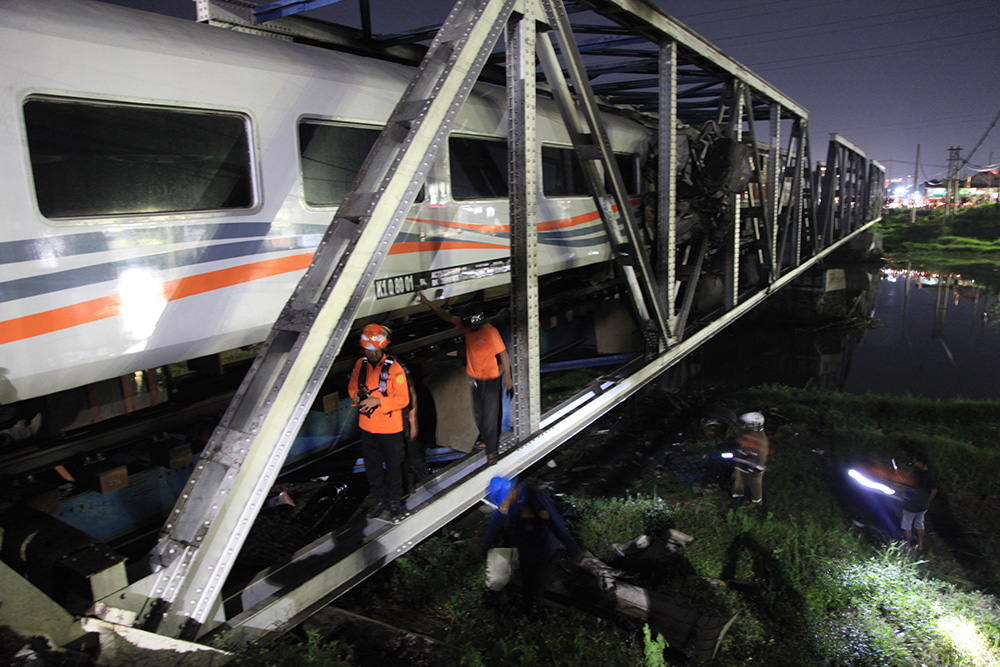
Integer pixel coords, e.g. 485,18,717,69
0,0,654,405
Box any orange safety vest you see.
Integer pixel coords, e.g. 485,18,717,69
348,354,409,434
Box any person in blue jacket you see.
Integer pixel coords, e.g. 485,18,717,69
482,476,582,614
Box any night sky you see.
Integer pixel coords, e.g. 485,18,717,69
99,0,1000,188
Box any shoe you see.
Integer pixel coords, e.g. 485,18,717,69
388,503,404,522
365,501,388,519
473,441,486,450
487,453,498,466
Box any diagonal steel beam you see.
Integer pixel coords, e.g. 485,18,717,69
118,0,520,640
536,0,671,345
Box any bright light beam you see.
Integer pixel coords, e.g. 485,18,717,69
937,615,1000,667
848,469,896,495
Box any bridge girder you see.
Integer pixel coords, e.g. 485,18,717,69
89,0,885,649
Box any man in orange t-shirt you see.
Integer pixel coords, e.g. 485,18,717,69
418,293,512,465
348,323,410,521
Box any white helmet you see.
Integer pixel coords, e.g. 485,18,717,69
739,412,765,430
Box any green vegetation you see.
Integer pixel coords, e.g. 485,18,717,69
874,205,1000,291
227,629,351,666
541,367,607,409
227,385,1000,666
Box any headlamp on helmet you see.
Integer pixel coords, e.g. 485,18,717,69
739,412,765,431
462,311,485,330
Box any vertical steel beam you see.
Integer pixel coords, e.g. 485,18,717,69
819,137,838,248
657,39,678,342
790,122,805,265
868,160,885,221
723,80,743,310
508,1,540,437
767,103,780,280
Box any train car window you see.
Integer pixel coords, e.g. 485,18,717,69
450,137,508,200
299,121,425,205
607,153,639,195
542,146,587,197
542,147,639,197
299,122,379,206
23,97,253,219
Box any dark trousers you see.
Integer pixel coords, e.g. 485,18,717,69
519,554,552,613
360,430,405,506
404,433,429,491
471,376,502,456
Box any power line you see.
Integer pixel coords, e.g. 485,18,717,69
746,27,998,68
957,107,1000,170
748,31,997,71
668,0,844,23
713,0,977,48
834,113,1000,137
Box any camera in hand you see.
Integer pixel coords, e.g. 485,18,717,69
356,388,376,416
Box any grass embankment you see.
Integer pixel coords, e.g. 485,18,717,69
874,205,1000,291
229,385,1000,667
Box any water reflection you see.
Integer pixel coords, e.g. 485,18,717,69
843,269,1000,399
690,265,1000,400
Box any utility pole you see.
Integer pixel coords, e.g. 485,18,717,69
910,144,920,223
945,146,962,222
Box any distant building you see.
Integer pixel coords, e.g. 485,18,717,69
923,171,999,206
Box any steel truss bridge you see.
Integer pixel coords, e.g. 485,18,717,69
68,0,883,658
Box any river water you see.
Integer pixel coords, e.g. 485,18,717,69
692,266,1000,401
842,269,1000,400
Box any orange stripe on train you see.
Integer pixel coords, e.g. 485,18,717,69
0,253,314,345
388,240,509,255
406,208,605,233
0,202,641,343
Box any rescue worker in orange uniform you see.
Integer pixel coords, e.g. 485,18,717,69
348,324,410,521
730,411,770,507
418,293,512,466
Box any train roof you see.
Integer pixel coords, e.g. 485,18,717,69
1,0,653,139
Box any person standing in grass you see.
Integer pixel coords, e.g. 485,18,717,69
900,451,938,552
730,411,770,508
